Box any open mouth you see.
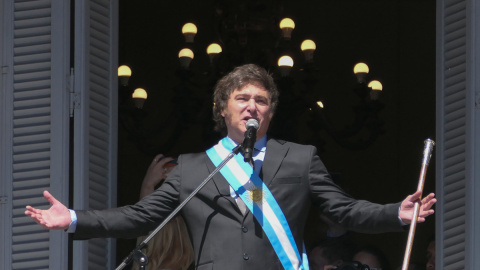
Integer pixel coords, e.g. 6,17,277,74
243,117,257,122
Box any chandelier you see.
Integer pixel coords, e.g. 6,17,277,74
117,3,384,155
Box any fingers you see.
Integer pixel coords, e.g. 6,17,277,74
408,190,422,202
423,193,436,202
419,193,436,218
25,205,34,212
419,193,436,209
425,199,437,210
25,205,40,215
400,191,436,224
152,154,164,164
25,191,55,216
150,154,174,169
405,190,434,207
157,156,174,167
43,190,59,206
25,191,71,230
422,193,436,207
25,207,46,226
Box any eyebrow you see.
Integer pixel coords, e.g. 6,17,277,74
234,93,269,99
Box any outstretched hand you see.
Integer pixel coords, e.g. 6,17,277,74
399,190,436,224
25,190,71,230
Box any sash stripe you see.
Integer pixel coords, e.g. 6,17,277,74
206,138,309,270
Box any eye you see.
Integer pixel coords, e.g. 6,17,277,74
236,95,248,101
256,98,268,105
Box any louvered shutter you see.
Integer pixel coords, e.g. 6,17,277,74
72,0,118,269
0,0,70,270
437,0,480,269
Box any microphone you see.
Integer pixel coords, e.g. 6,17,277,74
242,119,259,163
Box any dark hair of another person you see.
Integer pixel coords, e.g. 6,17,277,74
309,237,357,265
355,245,391,270
427,234,435,244
212,63,279,133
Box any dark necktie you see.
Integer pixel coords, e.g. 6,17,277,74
236,156,256,215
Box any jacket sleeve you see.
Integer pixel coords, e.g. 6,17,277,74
308,146,404,233
73,165,182,240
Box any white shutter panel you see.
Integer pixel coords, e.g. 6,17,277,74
437,0,480,269
72,0,118,269
0,0,70,270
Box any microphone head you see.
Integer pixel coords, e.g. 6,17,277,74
245,119,259,130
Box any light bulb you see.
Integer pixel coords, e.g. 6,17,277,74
301,39,316,62
178,48,194,59
278,55,294,76
279,18,295,39
278,55,294,67
354,63,369,74
368,80,383,100
132,88,147,99
368,80,383,91
206,43,222,63
118,65,132,86
301,40,316,51
354,62,369,83
182,23,197,43
279,18,295,29
207,43,222,54
118,65,132,77
178,48,194,69
132,88,147,109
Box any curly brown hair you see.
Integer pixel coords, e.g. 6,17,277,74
212,64,279,133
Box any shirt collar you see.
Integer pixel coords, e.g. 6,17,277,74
255,135,267,152
226,135,267,152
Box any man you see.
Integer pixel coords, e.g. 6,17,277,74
26,64,436,270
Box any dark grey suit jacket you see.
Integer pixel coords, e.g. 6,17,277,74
73,139,403,270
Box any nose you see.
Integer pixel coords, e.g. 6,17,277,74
426,260,435,269
246,99,256,112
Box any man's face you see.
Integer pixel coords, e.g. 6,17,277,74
353,251,382,269
221,83,273,143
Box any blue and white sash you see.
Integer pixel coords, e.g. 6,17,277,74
206,137,309,270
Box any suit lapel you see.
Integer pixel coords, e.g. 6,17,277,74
262,139,289,186
204,154,231,197
204,154,245,216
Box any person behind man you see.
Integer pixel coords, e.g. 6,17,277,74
25,64,436,270
352,245,391,270
308,237,357,270
426,236,435,270
132,154,194,270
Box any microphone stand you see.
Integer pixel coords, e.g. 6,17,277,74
116,144,243,270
